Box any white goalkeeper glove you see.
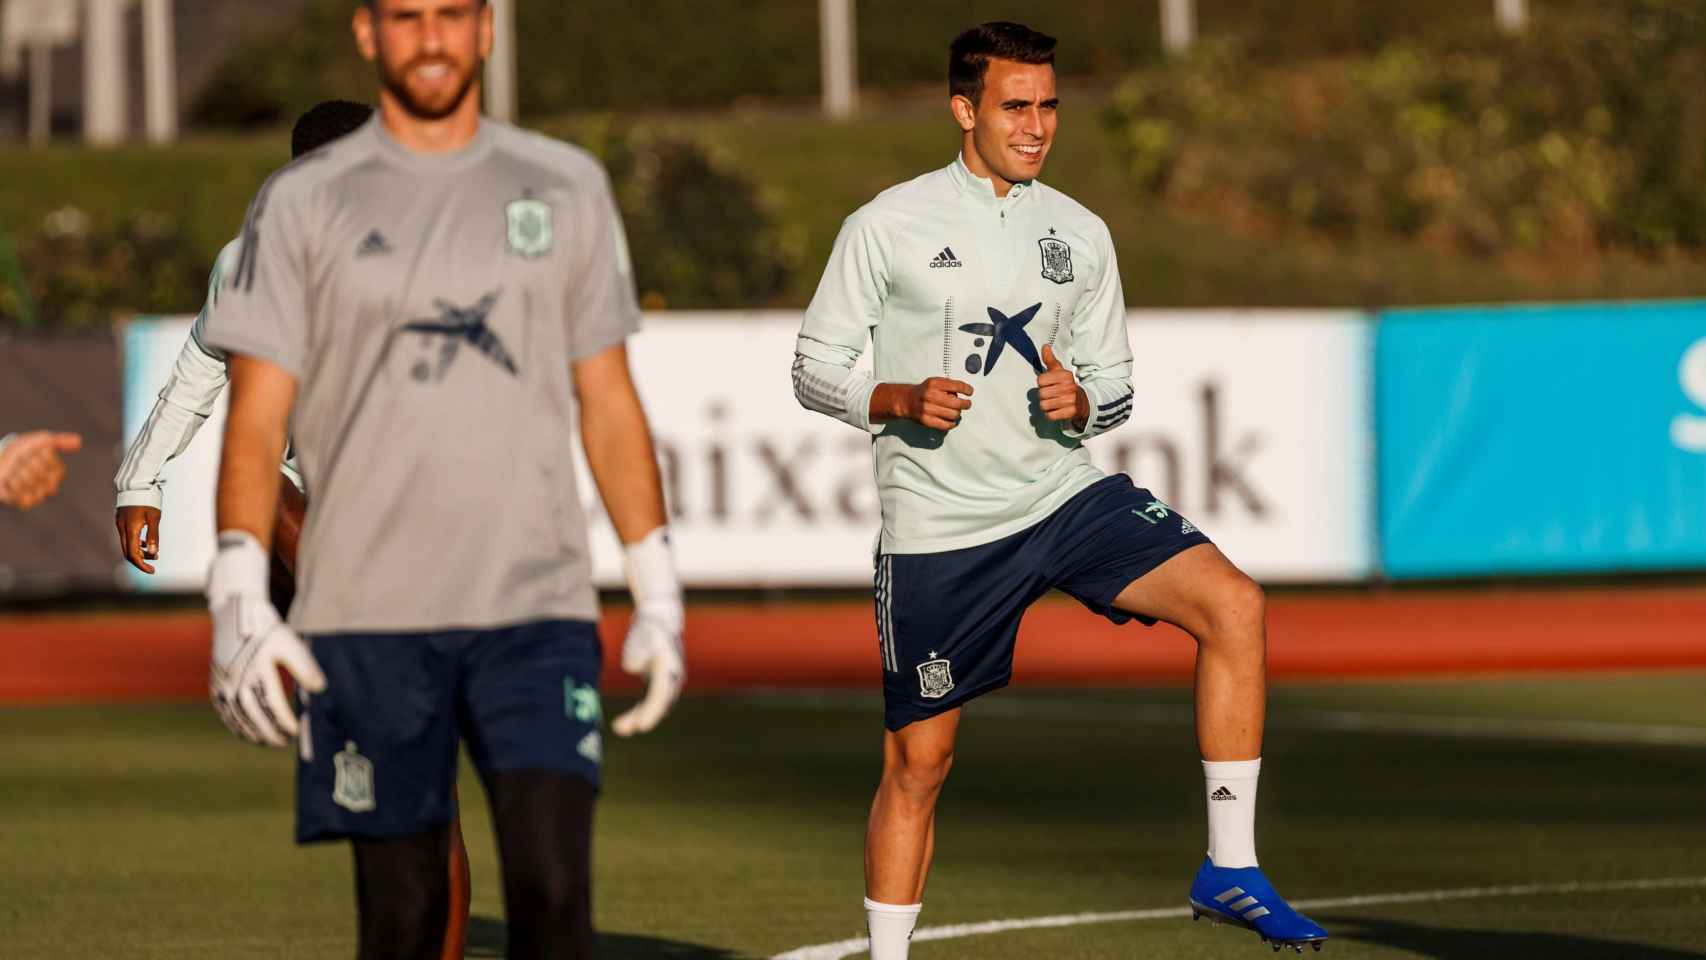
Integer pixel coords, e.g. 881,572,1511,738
206,530,326,747
611,527,685,737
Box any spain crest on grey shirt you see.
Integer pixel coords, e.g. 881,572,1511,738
506,196,554,258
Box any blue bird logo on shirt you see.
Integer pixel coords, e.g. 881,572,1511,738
958,303,1044,376
402,291,518,380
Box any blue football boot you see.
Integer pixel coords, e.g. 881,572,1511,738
1189,857,1328,952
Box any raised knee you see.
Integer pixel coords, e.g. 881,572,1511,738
1233,576,1266,624
887,740,954,795
1201,575,1266,647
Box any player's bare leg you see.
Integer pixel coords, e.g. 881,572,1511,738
917,809,937,903
866,707,959,903
1113,542,1327,949
864,707,957,956
1110,543,1265,761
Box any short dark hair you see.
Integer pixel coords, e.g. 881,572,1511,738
291,100,373,159
362,0,487,8
949,22,1057,105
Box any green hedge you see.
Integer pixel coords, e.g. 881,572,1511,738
0,124,792,327
189,0,1589,127
0,210,206,330
1106,0,1706,256
549,119,798,309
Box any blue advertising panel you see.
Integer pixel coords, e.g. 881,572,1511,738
1378,301,1706,577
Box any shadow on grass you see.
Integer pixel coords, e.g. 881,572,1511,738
465,914,741,958
1317,914,1706,959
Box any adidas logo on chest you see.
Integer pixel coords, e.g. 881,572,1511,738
356,229,393,258
929,247,963,268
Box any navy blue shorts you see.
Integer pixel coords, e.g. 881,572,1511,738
295,618,603,843
875,475,1211,731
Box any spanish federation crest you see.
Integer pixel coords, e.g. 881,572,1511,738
333,741,375,813
506,196,554,258
577,730,603,765
1038,237,1074,284
917,654,955,699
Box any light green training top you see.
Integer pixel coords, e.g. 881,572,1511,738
115,240,305,511
793,156,1135,555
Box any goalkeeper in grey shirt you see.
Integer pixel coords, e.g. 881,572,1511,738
114,99,476,960
198,3,684,958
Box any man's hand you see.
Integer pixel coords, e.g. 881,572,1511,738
880,378,974,431
0,431,81,511
117,506,163,574
1036,345,1088,430
612,608,685,737
207,531,326,747
611,528,685,737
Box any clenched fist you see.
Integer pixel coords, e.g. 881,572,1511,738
1036,345,1088,430
894,377,975,431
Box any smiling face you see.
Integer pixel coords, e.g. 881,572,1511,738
354,0,491,122
952,58,1058,195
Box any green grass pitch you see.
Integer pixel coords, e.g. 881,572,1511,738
3,675,1704,958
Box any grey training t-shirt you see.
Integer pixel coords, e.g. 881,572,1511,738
203,117,641,634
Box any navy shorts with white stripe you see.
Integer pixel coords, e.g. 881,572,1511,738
873,474,1210,731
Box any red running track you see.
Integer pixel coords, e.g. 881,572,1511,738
3,588,1705,704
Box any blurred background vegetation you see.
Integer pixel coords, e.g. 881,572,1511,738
4,0,1705,329
1108,1,1706,258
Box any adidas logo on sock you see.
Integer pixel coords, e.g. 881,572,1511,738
1210,786,1238,801
929,247,963,268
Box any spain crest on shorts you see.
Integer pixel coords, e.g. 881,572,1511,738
506,196,554,258
917,655,955,699
333,740,376,813
1038,237,1073,284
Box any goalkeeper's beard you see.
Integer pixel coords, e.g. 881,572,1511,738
377,55,482,122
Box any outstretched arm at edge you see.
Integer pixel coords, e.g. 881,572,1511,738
116,240,242,510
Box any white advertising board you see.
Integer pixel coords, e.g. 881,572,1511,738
123,310,1374,590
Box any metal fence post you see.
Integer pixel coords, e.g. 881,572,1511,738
142,0,177,143
485,0,517,122
820,0,857,119
83,0,129,145
1496,0,1528,34
1161,0,1196,56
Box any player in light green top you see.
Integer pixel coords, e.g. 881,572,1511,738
113,101,380,576
793,100,1134,553
793,22,1327,958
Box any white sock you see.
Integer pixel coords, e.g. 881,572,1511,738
1203,758,1261,868
865,897,922,960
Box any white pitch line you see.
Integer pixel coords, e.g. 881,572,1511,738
737,692,1706,748
772,875,1706,960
